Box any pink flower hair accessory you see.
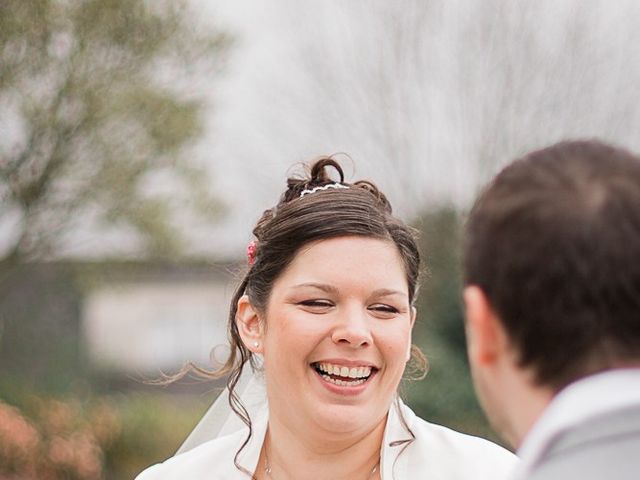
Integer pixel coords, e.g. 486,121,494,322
246,240,258,266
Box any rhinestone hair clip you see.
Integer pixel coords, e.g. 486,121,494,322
299,183,349,198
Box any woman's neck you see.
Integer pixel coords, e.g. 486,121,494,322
257,412,386,480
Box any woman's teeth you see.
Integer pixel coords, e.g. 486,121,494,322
322,375,367,386
313,362,373,381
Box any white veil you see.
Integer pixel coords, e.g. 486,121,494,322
176,360,267,455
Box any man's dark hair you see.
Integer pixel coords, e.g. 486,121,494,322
464,139,640,391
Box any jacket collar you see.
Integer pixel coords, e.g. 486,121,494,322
233,397,416,479
514,368,640,479
381,397,416,479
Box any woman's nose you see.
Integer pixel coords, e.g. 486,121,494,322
331,308,372,348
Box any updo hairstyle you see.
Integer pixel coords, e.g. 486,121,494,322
187,157,423,475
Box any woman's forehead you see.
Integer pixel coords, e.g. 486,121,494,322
274,236,409,289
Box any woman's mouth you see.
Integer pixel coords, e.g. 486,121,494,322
311,362,377,387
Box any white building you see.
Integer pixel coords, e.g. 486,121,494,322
82,263,237,374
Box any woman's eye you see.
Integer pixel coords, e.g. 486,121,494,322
298,300,333,309
369,304,400,315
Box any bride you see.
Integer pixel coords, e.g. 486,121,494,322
136,158,516,479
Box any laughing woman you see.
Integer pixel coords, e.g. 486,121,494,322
136,158,516,479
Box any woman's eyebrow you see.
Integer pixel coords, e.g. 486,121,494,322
291,284,407,299
371,288,407,298
291,282,339,294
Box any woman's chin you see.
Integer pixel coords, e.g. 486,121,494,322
268,368,392,435
312,405,378,434
300,366,390,432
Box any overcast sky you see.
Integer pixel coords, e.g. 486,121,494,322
182,0,640,258
5,1,640,259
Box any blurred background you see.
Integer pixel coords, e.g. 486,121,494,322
3,0,640,478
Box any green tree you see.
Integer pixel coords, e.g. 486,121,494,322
406,208,499,441
0,0,230,264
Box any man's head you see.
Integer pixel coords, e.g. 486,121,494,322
463,139,640,445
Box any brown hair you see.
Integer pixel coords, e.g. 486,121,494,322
464,139,640,390
181,157,424,476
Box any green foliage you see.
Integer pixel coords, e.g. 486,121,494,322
0,263,88,393
0,0,230,263
405,207,503,443
103,393,207,479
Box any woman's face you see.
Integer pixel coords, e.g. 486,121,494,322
259,236,415,436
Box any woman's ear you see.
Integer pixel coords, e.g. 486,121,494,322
236,295,264,353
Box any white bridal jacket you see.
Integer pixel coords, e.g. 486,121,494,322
136,399,517,479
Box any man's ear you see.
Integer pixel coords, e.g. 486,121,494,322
236,295,264,353
463,286,505,366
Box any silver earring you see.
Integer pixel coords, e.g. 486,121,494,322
253,341,259,348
